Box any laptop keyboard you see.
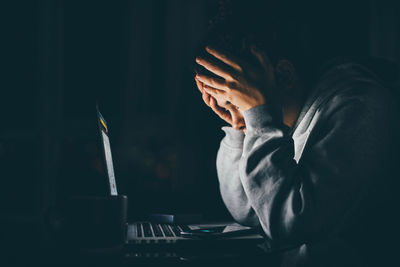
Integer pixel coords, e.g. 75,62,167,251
136,223,190,238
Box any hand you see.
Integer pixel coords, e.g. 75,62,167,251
195,46,277,112
196,78,246,132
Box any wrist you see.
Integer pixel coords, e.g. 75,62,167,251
243,104,284,134
221,126,245,149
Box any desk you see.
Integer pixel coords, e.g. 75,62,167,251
48,241,280,267
42,237,398,267
4,221,397,267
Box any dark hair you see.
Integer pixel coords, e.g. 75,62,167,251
198,0,316,84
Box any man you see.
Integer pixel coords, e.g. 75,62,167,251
195,1,398,266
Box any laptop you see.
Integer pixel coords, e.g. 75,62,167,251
96,106,264,249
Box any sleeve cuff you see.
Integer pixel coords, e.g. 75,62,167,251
221,126,245,149
243,104,284,133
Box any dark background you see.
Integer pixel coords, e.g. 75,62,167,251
1,0,400,260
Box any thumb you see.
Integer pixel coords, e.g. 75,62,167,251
226,104,245,130
222,102,239,129
230,109,240,130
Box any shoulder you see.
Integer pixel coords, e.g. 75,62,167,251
313,62,396,124
296,61,398,153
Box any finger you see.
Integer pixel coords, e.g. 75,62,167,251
221,102,236,110
202,85,227,100
250,46,274,74
216,100,232,109
210,97,232,123
201,84,226,106
206,46,242,72
202,91,211,106
196,73,227,91
230,109,241,130
229,107,246,130
196,57,236,81
195,78,204,93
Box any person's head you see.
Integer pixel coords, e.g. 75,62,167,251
197,0,316,100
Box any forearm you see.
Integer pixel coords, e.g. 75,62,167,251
239,105,299,244
216,127,260,226
238,102,381,248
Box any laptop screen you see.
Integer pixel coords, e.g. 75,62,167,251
97,108,118,196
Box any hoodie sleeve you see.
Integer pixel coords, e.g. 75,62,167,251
238,89,391,248
216,126,260,226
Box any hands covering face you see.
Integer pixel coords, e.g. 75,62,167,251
195,46,276,112
196,78,246,132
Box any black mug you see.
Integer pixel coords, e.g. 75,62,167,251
65,195,128,249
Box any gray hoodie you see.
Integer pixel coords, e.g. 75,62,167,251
216,61,396,254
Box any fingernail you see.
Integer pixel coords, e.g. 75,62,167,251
196,57,200,63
